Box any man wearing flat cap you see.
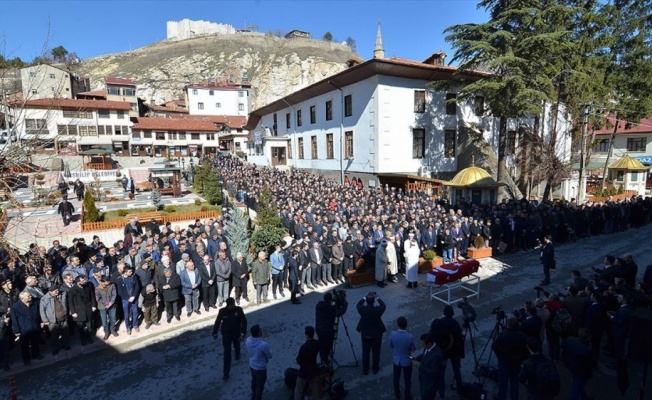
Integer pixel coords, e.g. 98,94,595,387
375,240,389,288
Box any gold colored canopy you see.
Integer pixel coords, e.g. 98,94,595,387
608,155,649,171
446,157,502,188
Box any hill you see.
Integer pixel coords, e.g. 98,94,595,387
76,32,360,110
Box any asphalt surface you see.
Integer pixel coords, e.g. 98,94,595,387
5,224,652,400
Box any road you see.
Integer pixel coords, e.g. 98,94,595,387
6,225,652,400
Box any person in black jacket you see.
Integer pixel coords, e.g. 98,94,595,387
212,297,247,380
343,236,355,276
492,317,528,400
10,291,43,366
413,332,445,400
584,291,607,358
356,292,386,375
539,235,555,285
520,305,544,340
158,268,181,323
232,252,250,305
429,305,464,396
288,248,301,305
294,325,321,400
519,337,559,399
315,291,347,365
562,329,596,400
198,255,217,311
67,275,97,346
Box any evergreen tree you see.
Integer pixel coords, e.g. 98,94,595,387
203,169,222,206
82,190,100,222
225,207,253,263
251,225,285,255
254,186,281,227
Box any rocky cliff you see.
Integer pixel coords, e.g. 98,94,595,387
76,32,359,110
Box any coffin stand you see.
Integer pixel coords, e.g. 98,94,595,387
427,259,481,305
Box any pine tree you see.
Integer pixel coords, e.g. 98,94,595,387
254,186,281,227
82,190,100,222
203,169,222,206
225,207,253,263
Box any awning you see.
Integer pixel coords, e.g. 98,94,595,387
633,155,652,165
77,136,113,145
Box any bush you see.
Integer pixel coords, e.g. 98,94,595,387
194,198,202,206
200,206,208,212
83,191,101,222
34,174,45,181
164,205,177,213
251,225,286,255
117,209,128,217
422,250,437,261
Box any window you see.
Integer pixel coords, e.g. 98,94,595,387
198,102,204,110
31,89,37,95
98,109,110,119
507,130,517,155
57,125,66,135
616,171,624,181
192,89,198,95
98,126,105,135
310,106,316,124
132,132,141,139
414,90,426,113
288,141,293,159
238,104,245,111
445,93,457,115
311,136,318,159
168,132,177,140
178,132,186,140
88,126,97,136
632,171,639,181
62,110,92,119
67,125,77,136
239,91,245,97
209,90,214,96
326,101,333,121
412,128,425,159
326,133,334,159
593,138,609,152
273,113,278,135
107,87,120,95
286,113,291,129
206,133,215,140
124,88,136,96
130,103,137,111
344,95,352,117
115,126,125,135
49,73,55,79
25,119,46,134
51,87,55,92
474,96,485,116
297,110,303,127
444,130,456,158
79,126,96,136
117,110,125,119
298,137,304,159
345,131,353,159
216,103,221,108
627,137,646,152
156,132,165,140
144,131,152,139
191,133,200,140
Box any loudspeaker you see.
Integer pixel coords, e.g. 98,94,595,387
628,308,652,364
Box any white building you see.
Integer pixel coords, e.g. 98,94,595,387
12,98,133,154
245,54,573,199
130,117,223,158
185,81,251,117
20,64,90,100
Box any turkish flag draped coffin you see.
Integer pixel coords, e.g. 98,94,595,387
426,259,481,285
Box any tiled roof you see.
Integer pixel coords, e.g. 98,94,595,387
105,77,136,86
593,116,652,135
132,117,220,132
22,98,132,111
76,89,107,99
185,80,249,90
171,114,247,128
147,103,189,114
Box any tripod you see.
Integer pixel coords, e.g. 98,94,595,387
473,316,505,386
463,319,479,367
329,313,359,370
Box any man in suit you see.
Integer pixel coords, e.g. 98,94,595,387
180,261,202,317
10,291,43,366
214,251,232,307
460,217,471,257
158,268,181,323
608,292,632,361
413,332,445,400
585,291,607,358
293,326,321,400
539,235,555,286
309,241,324,287
389,316,416,400
492,317,528,400
288,247,302,305
198,255,217,311
356,292,386,375
520,305,544,340
420,225,436,252
231,252,250,305
298,242,312,292
116,266,141,335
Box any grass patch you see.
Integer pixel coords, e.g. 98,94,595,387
102,204,220,222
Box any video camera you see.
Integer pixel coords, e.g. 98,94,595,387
491,305,506,322
332,289,347,308
458,297,477,328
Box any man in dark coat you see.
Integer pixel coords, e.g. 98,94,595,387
293,325,321,400
288,248,302,305
562,329,596,400
212,297,247,380
57,198,75,226
539,235,555,285
116,266,141,335
429,305,464,396
198,254,217,311
585,291,607,357
492,317,528,400
73,179,85,201
413,332,445,400
356,292,386,375
67,275,97,346
231,252,250,305
158,268,181,323
10,291,43,366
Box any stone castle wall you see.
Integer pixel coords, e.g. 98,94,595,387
167,19,236,40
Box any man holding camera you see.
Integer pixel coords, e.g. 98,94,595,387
430,305,464,397
356,292,386,375
315,291,348,364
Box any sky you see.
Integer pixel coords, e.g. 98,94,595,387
0,0,487,64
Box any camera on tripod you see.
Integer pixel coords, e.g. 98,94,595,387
458,297,477,328
491,305,506,322
331,289,347,308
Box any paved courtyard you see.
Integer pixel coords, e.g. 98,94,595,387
2,224,651,400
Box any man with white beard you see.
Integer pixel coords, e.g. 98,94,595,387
386,235,399,283
404,233,420,289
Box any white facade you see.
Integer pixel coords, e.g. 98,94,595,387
21,65,73,100
186,87,249,117
166,19,236,40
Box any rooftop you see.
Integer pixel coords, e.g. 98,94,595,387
21,98,132,111
76,89,107,99
593,116,652,135
171,114,247,129
185,79,251,90
132,117,220,132
105,77,137,86
608,155,649,171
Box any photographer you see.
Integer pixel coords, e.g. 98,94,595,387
356,292,386,375
491,317,528,400
519,304,543,340
429,305,464,397
315,291,347,364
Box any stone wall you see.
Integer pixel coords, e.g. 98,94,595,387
167,19,236,40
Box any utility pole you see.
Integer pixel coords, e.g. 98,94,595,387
578,103,590,202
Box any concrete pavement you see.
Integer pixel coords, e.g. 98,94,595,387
4,224,652,400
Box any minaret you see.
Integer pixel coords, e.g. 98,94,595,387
373,22,385,59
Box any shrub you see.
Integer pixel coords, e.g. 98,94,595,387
117,209,128,217
200,206,207,212
473,235,486,249
194,198,202,206
422,250,437,261
164,205,177,213
83,191,101,222
34,174,45,181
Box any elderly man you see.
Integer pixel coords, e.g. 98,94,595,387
375,240,389,288
24,276,45,305
215,251,232,307
158,268,181,323
39,285,71,354
10,291,43,365
251,252,271,305
180,261,202,317
176,253,190,275
232,252,250,306
68,275,97,346
198,254,217,311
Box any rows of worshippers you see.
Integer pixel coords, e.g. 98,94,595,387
0,216,285,369
214,154,652,263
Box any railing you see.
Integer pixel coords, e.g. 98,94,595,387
81,209,220,232
86,163,114,170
